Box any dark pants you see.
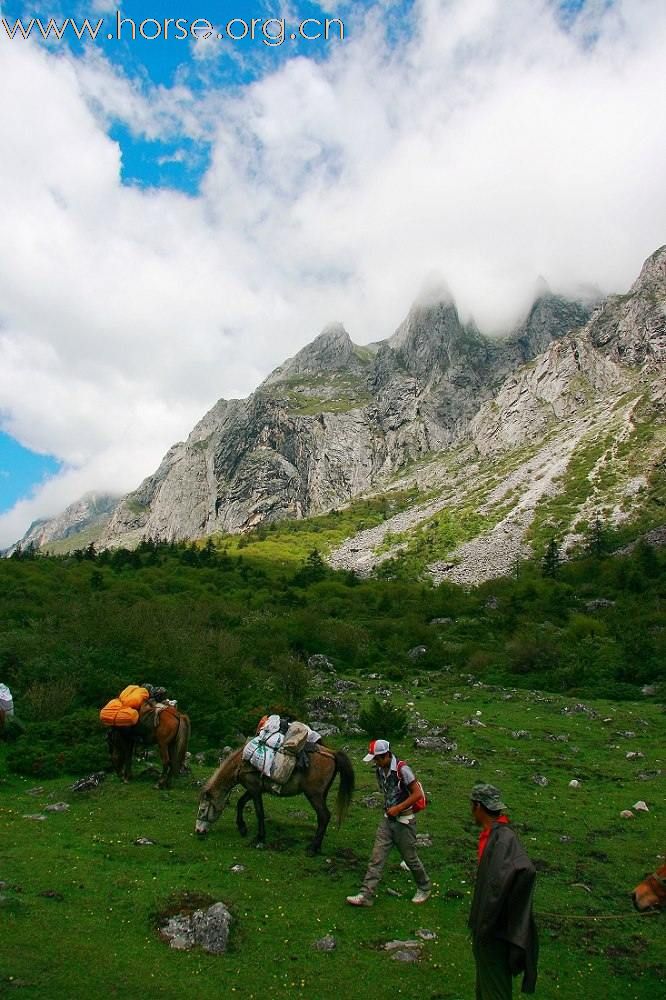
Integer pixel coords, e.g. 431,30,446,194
361,816,430,896
473,936,512,1000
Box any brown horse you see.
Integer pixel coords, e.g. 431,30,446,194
633,863,666,911
195,744,355,854
107,704,190,789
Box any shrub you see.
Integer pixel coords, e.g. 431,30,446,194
359,698,408,739
23,675,78,721
7,711,109,777
268,655,309,714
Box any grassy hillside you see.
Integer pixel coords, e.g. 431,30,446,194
1,672,664,1000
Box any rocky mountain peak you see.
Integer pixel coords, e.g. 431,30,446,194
8,491,122,554
14,246,664,559
385,298,483,382
263,322,360,385
588,245,666,365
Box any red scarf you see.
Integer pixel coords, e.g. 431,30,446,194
477,816,509,861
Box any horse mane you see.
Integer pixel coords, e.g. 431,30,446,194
203,746,244,796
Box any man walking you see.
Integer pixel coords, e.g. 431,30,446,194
346,738,431,906
469,783,538,998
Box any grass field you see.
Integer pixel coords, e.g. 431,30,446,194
1,671,664,1000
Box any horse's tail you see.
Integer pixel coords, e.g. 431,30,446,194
173,712,190,773
334,749,355,827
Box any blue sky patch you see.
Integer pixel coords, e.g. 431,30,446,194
0,432,62,514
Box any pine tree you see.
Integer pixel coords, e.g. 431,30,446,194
542,538,561,578
586,516,608,557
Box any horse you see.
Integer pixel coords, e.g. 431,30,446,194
107,704,190,789
195,744,355,854
632,863,666,911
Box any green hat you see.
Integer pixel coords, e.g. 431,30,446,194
471,783,507,812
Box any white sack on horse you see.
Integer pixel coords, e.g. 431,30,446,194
0,683,14,718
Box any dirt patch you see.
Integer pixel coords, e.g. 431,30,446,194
152,890,216,926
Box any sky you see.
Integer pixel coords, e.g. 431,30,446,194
0,0,665,547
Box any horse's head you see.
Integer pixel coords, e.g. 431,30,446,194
195,789,228,835
632,865,666,912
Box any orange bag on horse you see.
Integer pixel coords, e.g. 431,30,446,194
99,699,139,727
118,685,150,710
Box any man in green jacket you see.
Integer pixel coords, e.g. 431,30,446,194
469,783,538,998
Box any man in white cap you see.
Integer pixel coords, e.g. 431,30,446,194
346,738,431,906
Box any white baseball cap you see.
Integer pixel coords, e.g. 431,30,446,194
363,738,390,762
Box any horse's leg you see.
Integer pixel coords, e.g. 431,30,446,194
304,791,331,855
251,791,266,845
118,731,133,783
156,736,171,790
236,791,252,837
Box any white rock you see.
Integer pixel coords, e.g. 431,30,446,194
633,801,649,812
620,810,634,819
568,779,582,788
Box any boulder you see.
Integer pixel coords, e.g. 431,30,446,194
160,902,232,954
407,646,428,659
308,654,335,673
413,737,457,752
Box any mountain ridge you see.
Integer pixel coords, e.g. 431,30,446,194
11,247,665,581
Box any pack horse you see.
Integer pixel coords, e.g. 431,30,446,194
195,744,355,853
108,704,191,789
633,863,666,911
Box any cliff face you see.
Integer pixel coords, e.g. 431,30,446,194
9,492,121,554
100,290,592,546
20,247,664,567
470,246,666,455
328,247,666,584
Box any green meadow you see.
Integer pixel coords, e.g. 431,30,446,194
1,537,665,998
1,674,664,999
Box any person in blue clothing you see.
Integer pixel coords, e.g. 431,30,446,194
346,738,431,906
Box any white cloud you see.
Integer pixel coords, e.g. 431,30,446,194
1,0,665,546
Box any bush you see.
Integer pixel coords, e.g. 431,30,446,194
268,655,309,714
7,710,109,777
22,675,78,721
359,698,408,739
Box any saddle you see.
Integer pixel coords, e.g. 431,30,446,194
296,742,321,772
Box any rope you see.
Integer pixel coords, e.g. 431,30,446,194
537,910,660,921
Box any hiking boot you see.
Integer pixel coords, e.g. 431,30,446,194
411,888,431,904
346,893,373,907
